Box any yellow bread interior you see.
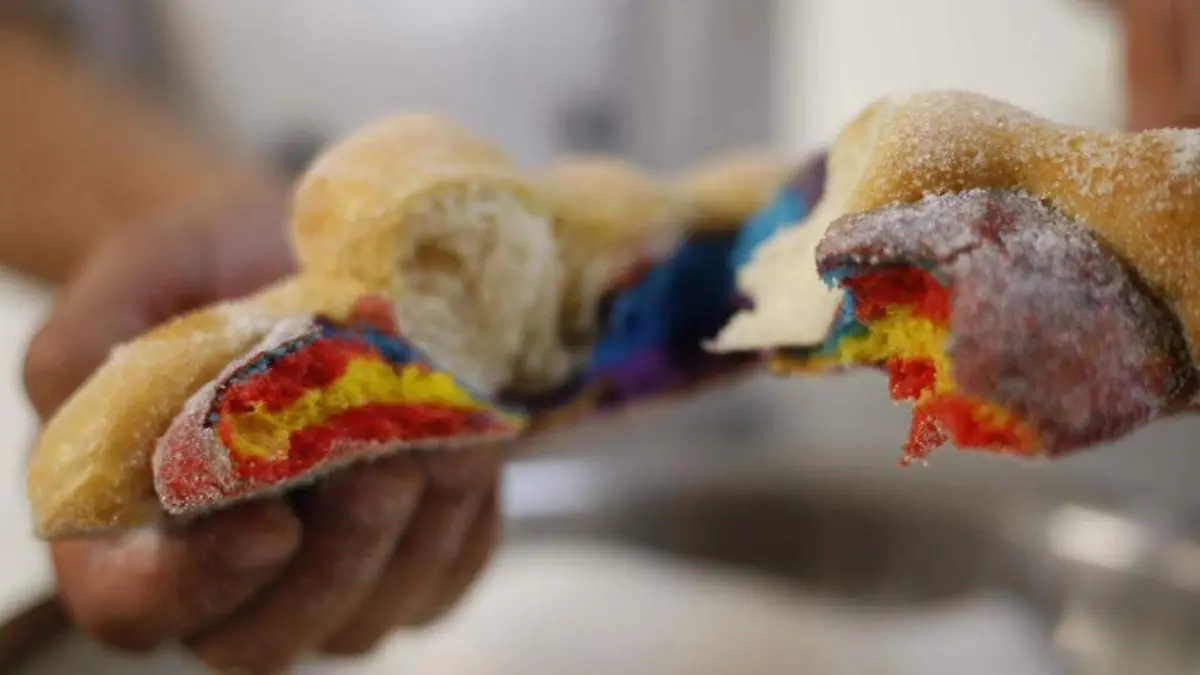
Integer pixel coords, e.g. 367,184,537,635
225,358,499,461
774,305,1027,443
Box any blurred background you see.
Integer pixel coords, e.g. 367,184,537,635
4,0,1200,673
60,0,1124,168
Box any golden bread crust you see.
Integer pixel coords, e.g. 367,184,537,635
676,153,795,230
841,92,1200,358
26,275,374,537
290,113,550,290
539,155,687,250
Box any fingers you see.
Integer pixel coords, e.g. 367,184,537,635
321,450,501,655
1124,0,1183,129
1123,0,1200,129
202,193,293,300
188,456,424,675
52,499,301,653
23,225,209,420
55,449,502,669
23,196,290,420
1178,0,1200,124
409,486,501,625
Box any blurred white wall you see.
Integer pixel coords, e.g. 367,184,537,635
775,0,1125,154
158,0,776,171
160,0,624,165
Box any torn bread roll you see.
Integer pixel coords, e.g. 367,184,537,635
28,119,714,537
810,190,1193,461
713,91,1200,460
27,114,567,538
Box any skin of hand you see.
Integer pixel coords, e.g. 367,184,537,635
21,192,502,674
1123,0,1200,129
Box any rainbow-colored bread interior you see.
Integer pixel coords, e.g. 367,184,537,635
212,320,525,483
525,229,757,433
774,264,1040,463
157,310,526,509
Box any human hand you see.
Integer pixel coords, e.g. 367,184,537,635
1123,0,1200,129
22,192,502,674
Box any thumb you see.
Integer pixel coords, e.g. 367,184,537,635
23,222,215,421
23,192,291,421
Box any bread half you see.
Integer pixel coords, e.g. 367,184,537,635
712,91,1200,459
808,189,1191,460
28,114,567,538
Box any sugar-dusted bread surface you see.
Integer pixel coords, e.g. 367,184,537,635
676,153,796,230
26,275,372,538
815,189,1194,455
715,91,1200,358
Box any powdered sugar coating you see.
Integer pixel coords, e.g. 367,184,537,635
839,93,1200,361
153,316,315,513
24,300,283,537
819,190,1196,454
1157,128,1200,178
718,92,1200,369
